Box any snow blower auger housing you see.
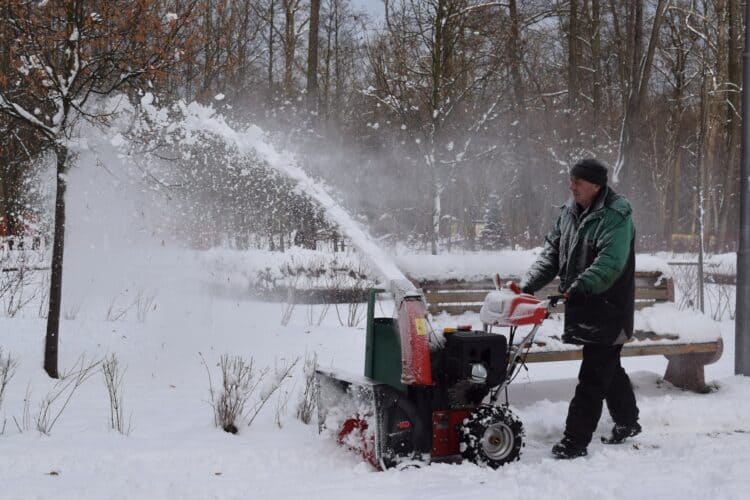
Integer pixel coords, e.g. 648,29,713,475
315,282,562,470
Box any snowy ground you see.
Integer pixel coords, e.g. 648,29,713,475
1,103,746,498
1,246,749,500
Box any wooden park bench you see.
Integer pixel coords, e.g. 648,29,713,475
411,271,723,393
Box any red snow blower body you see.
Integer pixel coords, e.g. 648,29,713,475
316,280,561,469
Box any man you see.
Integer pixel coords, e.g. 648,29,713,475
520,158,641,459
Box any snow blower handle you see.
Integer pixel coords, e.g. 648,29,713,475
493,273,502,290
547,294,565,309
493,274,522,295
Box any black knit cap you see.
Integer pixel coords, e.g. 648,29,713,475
570,158,608,186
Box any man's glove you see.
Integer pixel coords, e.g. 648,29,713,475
564,284,585,304
520,285,535,295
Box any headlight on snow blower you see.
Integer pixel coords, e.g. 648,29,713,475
470,363,488,384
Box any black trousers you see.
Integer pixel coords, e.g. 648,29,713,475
564,344,639,447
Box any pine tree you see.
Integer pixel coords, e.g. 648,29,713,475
479,193,506,250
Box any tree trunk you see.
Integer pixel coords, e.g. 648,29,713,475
333,0,342,121
236,0,252,90
44,144,68,379
428,0,448,255
283,0,296,97
508,0,525,112
718,0,742,249
568,0,579,110
591,0,601,140
508,0,534,241
0,171,9,236
614,0,667,185
203,0,214,96
322,0,334,120
663,8,688,248
431,165,441,255
268,0,275,93
306,0,321,112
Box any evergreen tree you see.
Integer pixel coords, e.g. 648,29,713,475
479,193,506,250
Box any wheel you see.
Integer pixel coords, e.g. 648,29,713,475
459,404,524,468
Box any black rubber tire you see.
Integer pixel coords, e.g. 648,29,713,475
459,404,524,468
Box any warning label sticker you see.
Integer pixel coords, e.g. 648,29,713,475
415,318,428,336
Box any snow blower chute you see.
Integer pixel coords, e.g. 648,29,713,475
316,275,562,469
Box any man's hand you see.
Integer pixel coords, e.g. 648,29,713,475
565,285,585,303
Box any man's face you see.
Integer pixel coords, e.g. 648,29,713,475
569,176,602,208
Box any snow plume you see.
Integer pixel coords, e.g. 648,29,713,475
135,95,412,286
57,97,183,310
62,94,412,290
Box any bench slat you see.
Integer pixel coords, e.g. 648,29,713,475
430,299,662,316
634,288,671,300
425,291,494,303
415,271,668,290
523,341,720,363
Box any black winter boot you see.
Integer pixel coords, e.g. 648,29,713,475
601,422,641,444
551,438,588,459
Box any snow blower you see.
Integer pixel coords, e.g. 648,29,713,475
316,277,562,469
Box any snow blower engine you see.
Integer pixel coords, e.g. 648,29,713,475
315,278,562,469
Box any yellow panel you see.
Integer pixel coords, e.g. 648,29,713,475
415,318,428,336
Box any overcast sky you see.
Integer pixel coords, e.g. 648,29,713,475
350,0,384,20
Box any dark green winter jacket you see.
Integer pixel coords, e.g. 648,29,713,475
522,187,635,345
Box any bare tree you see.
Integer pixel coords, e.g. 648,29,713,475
368,0,507,253
613,0,669,185
281,0,309,97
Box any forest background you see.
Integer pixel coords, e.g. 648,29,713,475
1,0,743,255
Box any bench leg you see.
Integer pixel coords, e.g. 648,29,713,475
663,339,723,393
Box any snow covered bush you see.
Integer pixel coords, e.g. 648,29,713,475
241,253,374,296
35,356,100,435
706,283,736,321
672,264,699,311
0,251,40,317
202,354,258,434
202,354,299,433
296,352,319,425
246,358,298,428
134,290,158,323
102,354,130,435
105,294,132,322
0,348,18,418
671,262,736,320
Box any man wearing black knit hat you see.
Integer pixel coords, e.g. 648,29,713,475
519,158,641,459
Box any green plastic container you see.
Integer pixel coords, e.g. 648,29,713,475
364,289,405,392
